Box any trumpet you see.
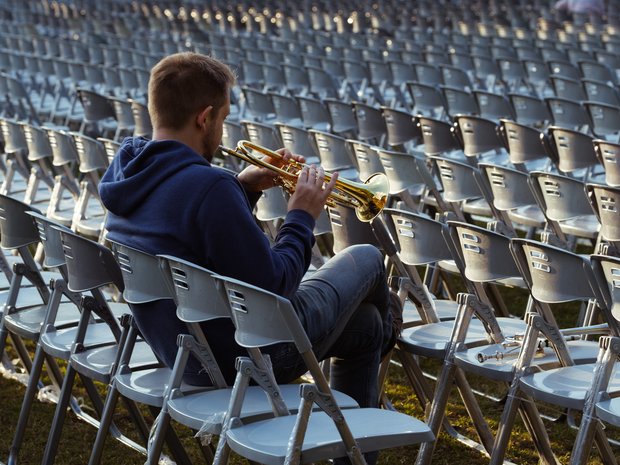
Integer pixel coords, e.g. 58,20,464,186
219,140,389,222
476,323,610,363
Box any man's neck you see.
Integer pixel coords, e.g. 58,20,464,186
153,126,202,156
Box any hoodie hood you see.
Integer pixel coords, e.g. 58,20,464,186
100,137,209,216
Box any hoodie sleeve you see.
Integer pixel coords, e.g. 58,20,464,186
196,176,315,297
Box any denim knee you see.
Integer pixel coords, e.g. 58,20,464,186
342,243,384,273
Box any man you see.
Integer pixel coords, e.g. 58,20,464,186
99,52,398,417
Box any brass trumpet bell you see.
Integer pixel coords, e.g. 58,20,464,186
219,140,389,222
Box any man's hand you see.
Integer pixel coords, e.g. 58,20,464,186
288,165,338,219
237,148,305,193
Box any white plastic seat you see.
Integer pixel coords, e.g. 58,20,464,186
488,241,618,465
226,408,431,465
216,274,433,465
143,255,359,465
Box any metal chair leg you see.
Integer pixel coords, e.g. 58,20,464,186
40,364,77,465
7,343,47,465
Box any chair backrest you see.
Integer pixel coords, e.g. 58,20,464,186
327,204,380,254
27,211,71,270
508,93,552,128
550,75,586,100
547,126,598,175
55,227,124,293
376,148,426,196
529,171,595,221
20,123,53,162
130,100,153,139
579,60,617,85
384,208,453,266
0,117,27,154
98,138,121,165
417,116,461,156
46,128,79,166
305,65,339,99
473,90,515,122
109,240,173,304
454,115,504,159
77,87,115,122
241,87,275,121
584,101,620,139
352,101,387,144
499,119,554,167
411,61,443,86
275,123,318,163
582,79,620,107
381,107,420,149
269,92,302,126
0,193,42,249
218,275,312,353
585,183,620,243
222,120,245,151
548,60,581,81
545,97,590,131
158,255,231,323
510,238,596,304
346,140,385,181
440,85,479,118
407,82,447,118
73,133,109,173
241,120,282,149
480,161,537,208
430,155,486,203
296,95,331,130
440,64,474,89
594,139,620,187
309,129,357,174
590,254,620,322
324,98,357,136
448,220,520,284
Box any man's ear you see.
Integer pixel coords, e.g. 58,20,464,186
196,105,214,128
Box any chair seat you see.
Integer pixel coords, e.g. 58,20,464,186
508,205,546,228
73,215,105,239
168,384,359,434
40,322,117,359
0,286,47,309
47,202,77,227
462,197,493,217
596,397,620,427
495,275,526,288
558,215,600,239
226,407,433,465
398,317,526,358
455,339,599,383
520,360,620,410
70,339,158,383
115,366,203,408
437,258,459,274
403,298,458,326
3,302,82,338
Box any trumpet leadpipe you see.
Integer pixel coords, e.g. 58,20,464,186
219,140,389,221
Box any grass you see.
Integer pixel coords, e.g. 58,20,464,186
0,280,618,464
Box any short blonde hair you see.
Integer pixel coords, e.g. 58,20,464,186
147,52,236,130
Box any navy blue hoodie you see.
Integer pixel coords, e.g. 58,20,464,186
99,137,316,383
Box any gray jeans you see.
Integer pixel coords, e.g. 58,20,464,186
266,243,392,410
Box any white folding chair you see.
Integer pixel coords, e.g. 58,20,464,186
214,274,433,465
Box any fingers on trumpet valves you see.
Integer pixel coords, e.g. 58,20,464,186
299,165,310,181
